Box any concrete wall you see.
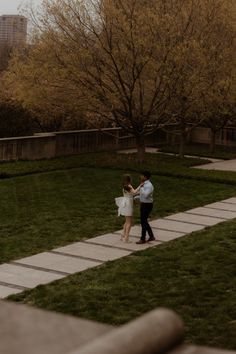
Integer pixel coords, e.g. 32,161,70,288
0,134,56,161
0,128,164,161
0,125,234,162
166,126,236,147
190,127,236,146
54,129,120,157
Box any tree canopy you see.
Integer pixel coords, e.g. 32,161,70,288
5,0,236,160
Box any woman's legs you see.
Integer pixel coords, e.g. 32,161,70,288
121,221,127,240
124,216,133,242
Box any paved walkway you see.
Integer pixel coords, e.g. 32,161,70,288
120,148,236,171
1,197,236,299
119,148,222,162
194,159,236,172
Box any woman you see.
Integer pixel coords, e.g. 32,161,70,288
115,174,141,243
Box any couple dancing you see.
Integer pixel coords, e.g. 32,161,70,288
116,171,155,244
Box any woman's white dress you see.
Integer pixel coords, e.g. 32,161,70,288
115,189,133,216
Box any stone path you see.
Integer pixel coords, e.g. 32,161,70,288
119,148,222,162
1,197,236,299
194,158,236,171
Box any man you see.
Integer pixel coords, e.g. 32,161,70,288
136,171,155,244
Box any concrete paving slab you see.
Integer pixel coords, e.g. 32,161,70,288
150,219,204,233
165,212,222,226
223,197,236,204
194,159,236,171
120,225,142,237
55,242,131,261
205,202,236,212
119,148,221,162
152,229,186,242
117,225,155,238
119,225,157,238
16,252,101,274
2,195,235,297
116,226,185,242
185,207,236,220
85,233,160,251
0,264,64,289
0,285,22,298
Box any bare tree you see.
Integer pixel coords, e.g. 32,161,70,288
163,0,235,157
203,79,235,153
5,0,236,160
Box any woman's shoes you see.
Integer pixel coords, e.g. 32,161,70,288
121,236,132,243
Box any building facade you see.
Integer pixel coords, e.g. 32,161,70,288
0,15,27,46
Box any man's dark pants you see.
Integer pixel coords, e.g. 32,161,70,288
140,203,154,241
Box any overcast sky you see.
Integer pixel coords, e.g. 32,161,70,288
0,0,42,15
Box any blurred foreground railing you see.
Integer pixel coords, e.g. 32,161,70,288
0,300,235,354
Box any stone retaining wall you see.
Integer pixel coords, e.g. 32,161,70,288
190,127,236,146
172,127,236,147
0,134,56,161
0,128,164,161
0,125,235,162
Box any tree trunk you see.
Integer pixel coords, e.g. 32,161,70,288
135,135,146,163
210,130,216,153
179,132,186,158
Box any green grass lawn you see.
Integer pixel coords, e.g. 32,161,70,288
1,165,236,264
3,152,236,349
0,151,208,177
9,219,236,350
2,151,236,189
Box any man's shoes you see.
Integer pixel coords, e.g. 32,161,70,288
136,239,146,244
147,237,156,242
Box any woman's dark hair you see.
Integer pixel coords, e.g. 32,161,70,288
122,174,132,192
141,170,151,179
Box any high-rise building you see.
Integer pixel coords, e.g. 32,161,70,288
0,15,27,46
